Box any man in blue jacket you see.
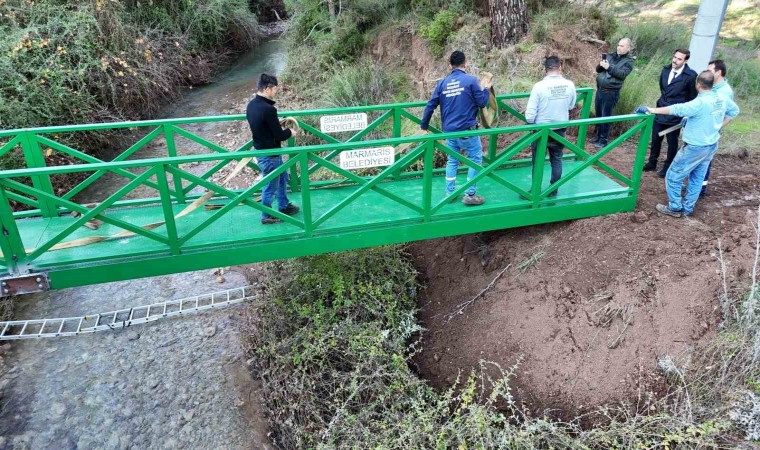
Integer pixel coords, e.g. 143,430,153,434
591,37,634,149
640,71,739,218
643,49,698,177
246,73,300,225
420,50,492,206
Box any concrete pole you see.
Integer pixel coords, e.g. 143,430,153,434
687,0,729,72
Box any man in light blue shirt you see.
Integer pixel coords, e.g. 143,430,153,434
642,70,739,217
701,59,735,197
525,56,576,196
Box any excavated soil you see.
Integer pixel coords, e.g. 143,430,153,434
411,148,760,421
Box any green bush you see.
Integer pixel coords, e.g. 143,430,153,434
325,20,366,63
419,9,458,58
614,18,690,63
530,4,617,44
323,60,409,107
0,0,257,139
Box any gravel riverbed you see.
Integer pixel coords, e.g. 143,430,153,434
0,269,272,450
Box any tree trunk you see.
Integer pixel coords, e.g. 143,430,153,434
489,0,528,47
326,0,336,18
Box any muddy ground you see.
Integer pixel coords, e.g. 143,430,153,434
410,146,759,421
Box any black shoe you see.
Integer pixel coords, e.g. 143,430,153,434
589,136,600,144
699,187,708,198
548,190,558,198
280,203,300,216
261,217,283,225
593,141,607,149
642,162,657,172
657,166,669,178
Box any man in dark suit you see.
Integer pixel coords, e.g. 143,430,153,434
643,49,698,177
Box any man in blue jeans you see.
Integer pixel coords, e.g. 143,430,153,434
246,73,300,224
639,71,739,218
420,50,492,206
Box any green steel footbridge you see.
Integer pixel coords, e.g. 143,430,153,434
0,88,653,294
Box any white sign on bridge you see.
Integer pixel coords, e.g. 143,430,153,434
339,147,395,170
320,113,368,134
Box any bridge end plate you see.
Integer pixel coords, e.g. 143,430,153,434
1,273,50,296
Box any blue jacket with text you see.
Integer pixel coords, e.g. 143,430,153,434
420,69,490,133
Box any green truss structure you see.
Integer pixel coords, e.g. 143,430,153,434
0,88,653,292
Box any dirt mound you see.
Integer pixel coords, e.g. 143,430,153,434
410,149,760,421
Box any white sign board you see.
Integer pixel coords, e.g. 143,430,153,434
320,113,368,134
340,147,395,170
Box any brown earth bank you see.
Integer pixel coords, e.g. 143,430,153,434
410,148,760,422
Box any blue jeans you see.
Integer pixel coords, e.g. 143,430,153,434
258,155,290,220
445,137,482,196
594,89,620,143
665,143,717,215
531,128,565,185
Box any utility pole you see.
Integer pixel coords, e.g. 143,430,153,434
687,0,729,72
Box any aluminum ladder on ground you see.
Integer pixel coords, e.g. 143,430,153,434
0,285,257,340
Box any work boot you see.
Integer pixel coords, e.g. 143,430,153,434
280,203,300,215
261,216,283,225
642,161,657,172
462,194,485,206
657,165,669,178
655,204,682,218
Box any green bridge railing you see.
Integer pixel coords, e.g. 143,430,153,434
0,88,653,289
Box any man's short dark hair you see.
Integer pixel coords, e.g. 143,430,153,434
544,56,561,70
697,70,714,89
674,48,691,60
708,59,727,77
257,73,278,91
449,51,466,67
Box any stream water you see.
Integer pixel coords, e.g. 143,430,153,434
0,38,288,450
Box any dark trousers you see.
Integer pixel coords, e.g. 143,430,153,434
594,89,620,142
648,121,681,167
531,128,566,185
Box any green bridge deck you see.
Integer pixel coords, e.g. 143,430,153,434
0,89,653,291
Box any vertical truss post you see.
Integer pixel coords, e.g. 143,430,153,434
286,136,299,193
630,116,653,198
299,152,313,237
19,132,57,218
155,165,180,255
422,140,434,221
0,186,27,275
392,107,402,138
531,128,548,207
392,108,403,181
576,90,593,160
163,124,186,204
487,133,498,164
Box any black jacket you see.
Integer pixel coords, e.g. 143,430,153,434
595,52,634,91
246,94,292,150
655,64,698,124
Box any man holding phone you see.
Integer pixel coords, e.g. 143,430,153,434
591,38,634,148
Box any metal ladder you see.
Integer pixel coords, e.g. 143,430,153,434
0,285,257,340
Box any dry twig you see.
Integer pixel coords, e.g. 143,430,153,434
443,264,511,324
